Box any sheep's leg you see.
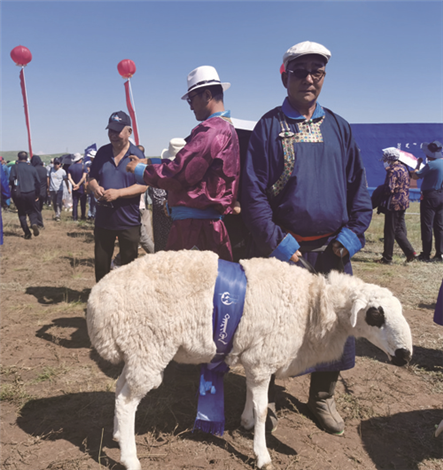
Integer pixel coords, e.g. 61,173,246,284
250,376,272,469
113,370,127,442
115,380,144,470
241,380,254,430
116,370,164,470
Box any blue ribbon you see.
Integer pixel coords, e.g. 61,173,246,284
193,259,247,436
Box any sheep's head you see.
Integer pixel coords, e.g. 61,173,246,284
349,286,413,366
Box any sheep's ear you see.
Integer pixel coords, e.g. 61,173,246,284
350,299,366,328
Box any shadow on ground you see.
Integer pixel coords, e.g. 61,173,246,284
26,286,91,304
360,410,443,469
36,316,91,349
356,338,443,372
16,368,299,469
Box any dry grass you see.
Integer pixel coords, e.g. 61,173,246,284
1,203,442,470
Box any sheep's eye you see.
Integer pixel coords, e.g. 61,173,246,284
366,306,385,328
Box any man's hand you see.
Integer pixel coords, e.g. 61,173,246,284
93,185,105,200
290,250,303,263
101,188,121,202
331,240,348,258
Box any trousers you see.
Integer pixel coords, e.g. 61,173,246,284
13,191,39,236
382,210,415,261
420,189,443,257
94,224,141,282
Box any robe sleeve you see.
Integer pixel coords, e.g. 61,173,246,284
141,124,230,192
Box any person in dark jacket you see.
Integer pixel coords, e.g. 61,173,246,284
31,155,48,229
376,148,417,264
9,151,41,239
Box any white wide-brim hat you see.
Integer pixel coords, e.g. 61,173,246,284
283,41,331,69
181,65,230,100
421,141,443,159
161,138,187,160
73,152,83,162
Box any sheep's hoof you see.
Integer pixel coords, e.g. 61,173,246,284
121,456,141,470
258,461,274,470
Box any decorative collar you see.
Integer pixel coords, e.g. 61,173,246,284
207,110,231,120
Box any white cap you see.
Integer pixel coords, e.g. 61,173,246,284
283,41,331,69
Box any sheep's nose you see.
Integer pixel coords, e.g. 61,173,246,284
392,348,412,366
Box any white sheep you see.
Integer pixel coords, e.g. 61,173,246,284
87,250,413,470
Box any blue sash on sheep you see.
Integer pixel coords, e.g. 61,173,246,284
194,259,247,436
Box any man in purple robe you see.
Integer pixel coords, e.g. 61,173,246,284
127,66,240,261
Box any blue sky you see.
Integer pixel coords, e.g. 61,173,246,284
1,0,442,156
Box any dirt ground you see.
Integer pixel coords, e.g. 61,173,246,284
1,206,442,470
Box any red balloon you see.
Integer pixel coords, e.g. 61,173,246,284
117,59,136,79
11,45,32,66
279,63,285,74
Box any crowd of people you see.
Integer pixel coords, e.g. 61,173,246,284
1,39,442,438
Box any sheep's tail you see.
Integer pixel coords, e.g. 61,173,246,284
86,301,124,365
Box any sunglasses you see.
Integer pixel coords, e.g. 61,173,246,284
186,91,204,105
287,69,326,82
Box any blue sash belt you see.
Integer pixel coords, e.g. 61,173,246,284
193,259,246,436
170,206,223,221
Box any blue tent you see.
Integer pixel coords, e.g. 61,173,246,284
350,123,443,201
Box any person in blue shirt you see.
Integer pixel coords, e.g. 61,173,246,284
411,140,443,262
1,161,11,245
67,153,88,221
88,111,147,282
240,41,372,436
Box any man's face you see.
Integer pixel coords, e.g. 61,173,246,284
187,90,210,121
108,126,132,147
282,54,326,112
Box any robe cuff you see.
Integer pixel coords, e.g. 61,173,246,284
270,234,300,262
134,163,148,184
335,227,362,259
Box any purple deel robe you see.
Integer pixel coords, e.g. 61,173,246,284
142,116,240,261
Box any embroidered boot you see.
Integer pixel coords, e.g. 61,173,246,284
307,371,344,435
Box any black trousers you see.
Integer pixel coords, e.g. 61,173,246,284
72,191,87,220
35,196,45,227
13,191,39,236
94,225,140,282
420,189,443,257
383,210,415,261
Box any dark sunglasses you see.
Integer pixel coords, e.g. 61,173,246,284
186,91,204,105
287,69,326,82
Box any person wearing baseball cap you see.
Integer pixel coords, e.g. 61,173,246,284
411,140,443,262
240,41,372,436
127,66,240,261
88,111,147,282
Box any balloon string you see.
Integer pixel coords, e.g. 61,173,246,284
124,79,140,146
128,79,140,145
20,67,33,157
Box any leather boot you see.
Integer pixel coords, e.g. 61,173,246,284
307,371,344,435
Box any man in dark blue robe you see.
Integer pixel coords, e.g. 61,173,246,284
241,41,372,435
